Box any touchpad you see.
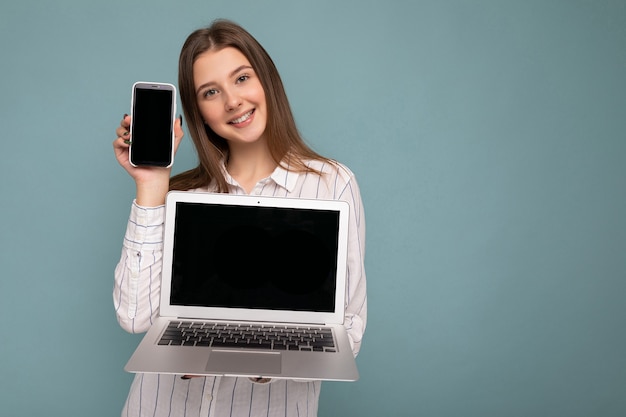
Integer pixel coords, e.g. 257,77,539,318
206,350,282,376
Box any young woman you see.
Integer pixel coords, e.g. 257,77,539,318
113,20,366,416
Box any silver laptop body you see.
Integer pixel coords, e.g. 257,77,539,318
124,191,359,381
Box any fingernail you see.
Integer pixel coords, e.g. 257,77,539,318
123,113,128,119
179,115,183,127
181,375,191,380
124,139,132,145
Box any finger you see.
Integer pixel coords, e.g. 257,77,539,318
121,113,131,128
173,115,184,152
174,115,183,137
116,129,130,139
115,114,131,138
112,137,130,155
249,377,272,384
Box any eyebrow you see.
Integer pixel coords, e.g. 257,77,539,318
195,65,254,94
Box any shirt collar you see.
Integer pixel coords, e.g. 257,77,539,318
269,162,299,193
219,158,300,194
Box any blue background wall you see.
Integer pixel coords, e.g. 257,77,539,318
1,1,624,416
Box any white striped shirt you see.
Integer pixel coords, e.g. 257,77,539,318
113,159,367,416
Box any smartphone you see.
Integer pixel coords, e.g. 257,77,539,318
129,81,177,167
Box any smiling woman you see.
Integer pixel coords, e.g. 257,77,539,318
169,19,336,194
193,47,269,162
111,19,367,417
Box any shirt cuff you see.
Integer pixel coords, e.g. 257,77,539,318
123,200,165,251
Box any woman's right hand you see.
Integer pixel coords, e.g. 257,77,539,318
113,114,184,206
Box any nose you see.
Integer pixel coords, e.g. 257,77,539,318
224,89,242,112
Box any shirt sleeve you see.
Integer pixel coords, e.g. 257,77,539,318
113,201,165,334
336,168,368,357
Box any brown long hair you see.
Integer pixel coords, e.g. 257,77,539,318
170,19,330,192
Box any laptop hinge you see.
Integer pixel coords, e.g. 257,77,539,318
175,317,328,326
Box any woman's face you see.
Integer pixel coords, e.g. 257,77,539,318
193,47,267,148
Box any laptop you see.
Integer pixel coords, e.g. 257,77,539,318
124,191,359,381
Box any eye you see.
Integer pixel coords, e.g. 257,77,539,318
236,74,250,83
202,88,218,98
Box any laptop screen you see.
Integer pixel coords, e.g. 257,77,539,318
170,202,340,313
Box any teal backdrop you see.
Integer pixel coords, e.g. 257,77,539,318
1,1,625,416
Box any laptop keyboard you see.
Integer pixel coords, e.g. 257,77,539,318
158,321,337,353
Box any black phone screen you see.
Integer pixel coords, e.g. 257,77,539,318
130,86,174,166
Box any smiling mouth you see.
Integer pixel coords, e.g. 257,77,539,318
228,109,254,125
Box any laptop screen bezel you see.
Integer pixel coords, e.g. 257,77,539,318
159,191,350,325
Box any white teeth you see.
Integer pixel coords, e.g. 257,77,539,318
230,110,253,124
